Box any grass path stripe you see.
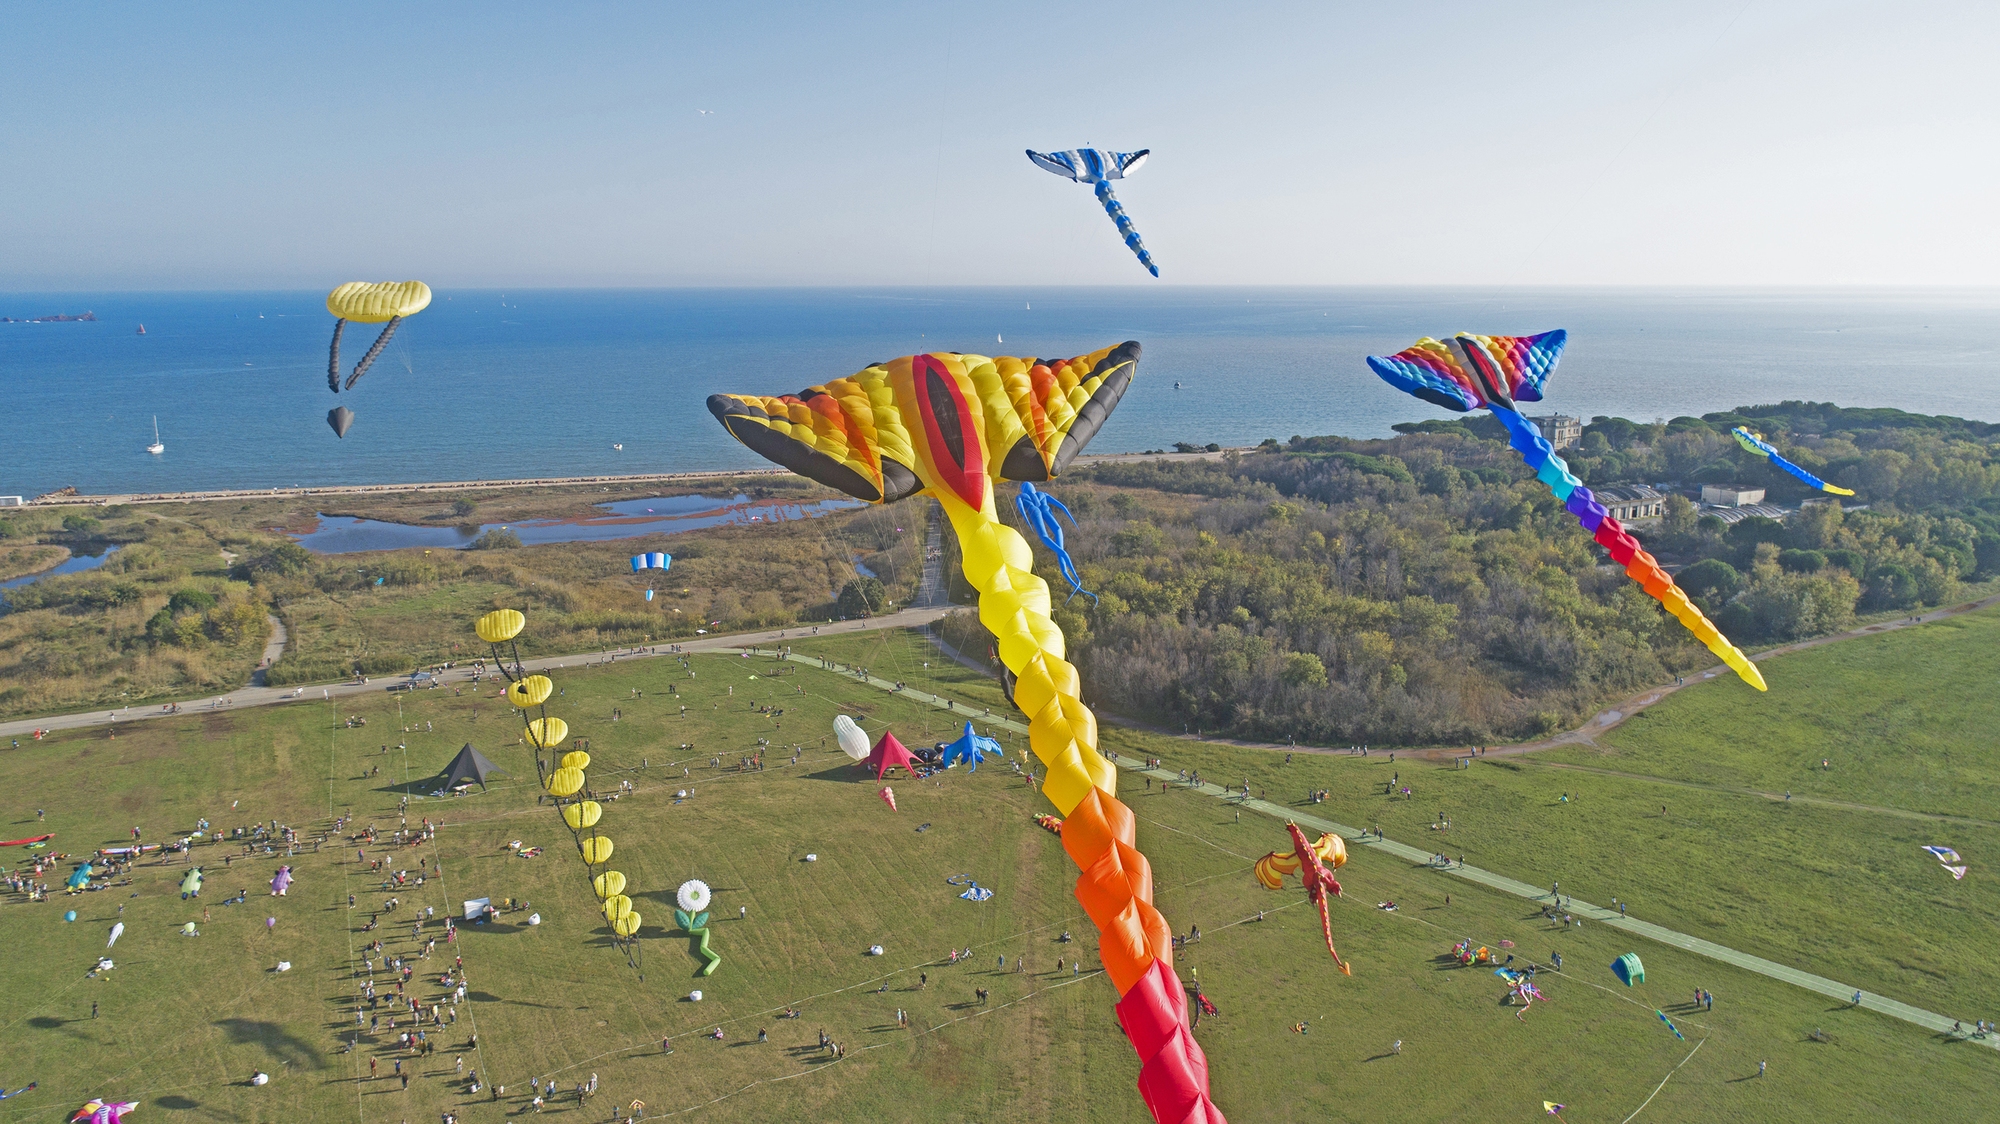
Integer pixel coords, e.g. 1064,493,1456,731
770,649,2000,1053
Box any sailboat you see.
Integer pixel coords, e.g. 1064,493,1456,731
146,417,164,455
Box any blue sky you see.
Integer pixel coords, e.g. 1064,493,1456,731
4,1,1994,288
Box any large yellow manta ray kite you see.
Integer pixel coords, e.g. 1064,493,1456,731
710,343,1227,1124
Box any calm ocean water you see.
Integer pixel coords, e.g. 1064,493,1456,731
4,288,1997,499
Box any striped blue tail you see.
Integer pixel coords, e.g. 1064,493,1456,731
1094,181,1159,277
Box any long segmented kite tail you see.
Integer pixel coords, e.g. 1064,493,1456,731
327,319,347,393
344,315,402,391
939,491,1224,1124
1491,408,1767,691
1094,181,1160,278
1731,427,1856,496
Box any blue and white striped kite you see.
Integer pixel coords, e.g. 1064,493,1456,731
1026,148,1160,277
630,552,671,573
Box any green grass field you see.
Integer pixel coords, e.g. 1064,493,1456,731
3,629,1993,1123
787,619,2000,1015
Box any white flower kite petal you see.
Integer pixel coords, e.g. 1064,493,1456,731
676,879,712,913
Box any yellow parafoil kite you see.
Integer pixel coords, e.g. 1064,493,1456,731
324,280,431,438
477,610,644,975
710,343,1225,1124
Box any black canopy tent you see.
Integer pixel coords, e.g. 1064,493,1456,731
438,743,507,791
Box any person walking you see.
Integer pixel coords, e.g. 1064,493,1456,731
1758,1060,1766,1078
1392,1039,1402,1055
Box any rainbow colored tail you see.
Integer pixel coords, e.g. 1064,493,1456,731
1365,330,1766,692
1493,408,1765,691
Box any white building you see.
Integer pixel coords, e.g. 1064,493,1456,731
0,496,22,507
1700,484,1766,507
1528,414,1583,451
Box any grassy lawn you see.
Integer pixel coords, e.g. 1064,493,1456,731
29,631,1987,1123
785,619,2000,1022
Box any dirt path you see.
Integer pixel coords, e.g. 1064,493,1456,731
1477,591,2000,760
248,613,288,687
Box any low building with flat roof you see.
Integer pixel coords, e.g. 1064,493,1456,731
1592,484,1666,524
0,496,22,507
1705,502,1788,526
1701,484,1766,507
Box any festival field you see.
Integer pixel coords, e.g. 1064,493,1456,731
1,642,1991,1124
799,613,2000,1020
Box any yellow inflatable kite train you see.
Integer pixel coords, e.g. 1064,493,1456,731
711,343,1227,1124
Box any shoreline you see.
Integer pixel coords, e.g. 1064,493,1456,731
26,468,787,507
22,450,1241,508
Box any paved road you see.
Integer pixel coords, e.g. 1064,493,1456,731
0,605,952,741
762,647,1999,1051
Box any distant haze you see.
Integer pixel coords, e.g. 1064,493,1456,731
4,2,1996,289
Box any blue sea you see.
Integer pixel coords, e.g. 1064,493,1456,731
4,288,1998,499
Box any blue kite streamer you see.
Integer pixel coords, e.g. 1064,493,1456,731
1026,148,1160,277
1015,482,1097,605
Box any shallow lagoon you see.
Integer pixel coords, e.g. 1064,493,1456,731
0,545,121,591
288,493,865,554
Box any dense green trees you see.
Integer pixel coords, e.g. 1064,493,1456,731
983,404,2000,745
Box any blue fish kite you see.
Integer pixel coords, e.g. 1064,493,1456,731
1026,148,1160,277
940,722,1004,772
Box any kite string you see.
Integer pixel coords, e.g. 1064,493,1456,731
1619,1036,1707,1124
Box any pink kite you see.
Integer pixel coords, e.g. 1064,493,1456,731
270,866,293,896
878,786,897,812
865,731,920,780
72,1101,138,1124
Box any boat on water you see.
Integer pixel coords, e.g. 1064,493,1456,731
146,416,164,455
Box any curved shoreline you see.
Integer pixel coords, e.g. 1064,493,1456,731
22,450,1239,509
26,468,790,508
